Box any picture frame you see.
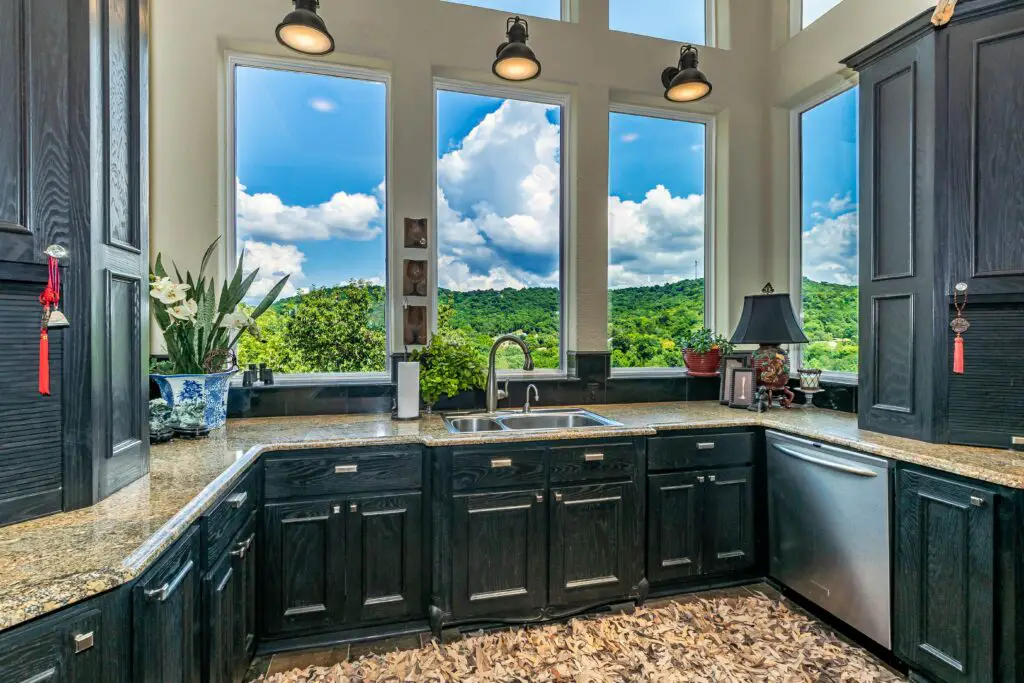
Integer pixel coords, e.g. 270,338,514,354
720,352,751,405
729,368,756,409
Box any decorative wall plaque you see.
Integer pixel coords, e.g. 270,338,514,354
403,260,428,297
404,218,428,249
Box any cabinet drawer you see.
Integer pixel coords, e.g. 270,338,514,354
265,447,422,499
203,468,256,567
550,442,635,483
452,448,546,491
648,433,754,471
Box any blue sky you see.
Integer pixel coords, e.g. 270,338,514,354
800,86,859,285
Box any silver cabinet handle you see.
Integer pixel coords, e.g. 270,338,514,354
73,631,95,653
350,503,359,513
708,475,716,482
697,476,706,483
535,493,544,503
971,496,986,508
230,533,255,559
335,464,358,474
774,444,879,477
226,491,248,508
584,453,604,462
144,559,194,602
697,442,715,450
491,458,513,469
554,492,563,501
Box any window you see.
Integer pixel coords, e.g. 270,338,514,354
435,86,564,371
609,109,710,370
609,0,708,45
802,0,842,28
798,86,859,375
443,0,562,20
230,60,389,377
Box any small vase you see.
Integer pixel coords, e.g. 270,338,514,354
683,348,723,376
150,370,237,430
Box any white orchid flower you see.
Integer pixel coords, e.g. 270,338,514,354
220,311,253,330
149,276,174,295
154,282,191,305
167,299,198,323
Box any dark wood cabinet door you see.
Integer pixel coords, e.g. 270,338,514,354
895,469,995,683
946,6,1024,295
133,529,202,683
549,482,635,607
262,500,345,637
647,472,703,584
452,489,546,619
203,552,237,683
345,493,424,624
702,467,756,576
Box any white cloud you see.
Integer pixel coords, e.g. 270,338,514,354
690,143,705,153
621,133,639,143
240,240,305,301
309,97,336,113
608,186,705,288
813,192,854,215
802,209,859,285
236,180,383,242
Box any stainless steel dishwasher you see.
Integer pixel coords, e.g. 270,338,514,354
766,431,892,648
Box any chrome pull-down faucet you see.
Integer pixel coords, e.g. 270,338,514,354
486,335,534,413
523,384,540,414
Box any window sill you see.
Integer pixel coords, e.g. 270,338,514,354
231,372,391,389
609,368,694,380
818,371,858,387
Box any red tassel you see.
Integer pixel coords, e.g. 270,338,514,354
39,331,50,395
953,335,965,375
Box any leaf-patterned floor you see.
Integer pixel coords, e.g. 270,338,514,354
251,588,904,682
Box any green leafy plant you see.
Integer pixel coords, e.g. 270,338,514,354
678,327,733,355
150,237,289,374
409,301,487,408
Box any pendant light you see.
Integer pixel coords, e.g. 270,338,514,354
493,16,541,82
276,0,335,56
662,45,712,103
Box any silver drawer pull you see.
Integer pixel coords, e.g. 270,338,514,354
230,533,254,559
144,559,194,602
73,631,95,653
584,453,604,462
490,458,513,468
335,464,358,474
708,475,716,483
697,476,706,483
535,493,544,503
697,442,715,450
971,496,986,508
554,492,563,501
226,491,248,508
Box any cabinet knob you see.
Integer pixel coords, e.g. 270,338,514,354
554,492,563,502
73,631,95,654
230,533,254,559
970,496,986,508
697,476,706,483
333,505,342,514
708,475,716,483
535,493,544,503
350,503,359,513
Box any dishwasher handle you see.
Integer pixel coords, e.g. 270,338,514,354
774,444,879,478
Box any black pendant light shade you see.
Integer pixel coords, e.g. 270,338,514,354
493,16,541,82
730,284,809,346
662,45,712,103
277,0,335,55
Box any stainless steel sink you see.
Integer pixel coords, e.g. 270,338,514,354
443,408,622,434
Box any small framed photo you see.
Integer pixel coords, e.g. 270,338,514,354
720,352,751,405
729,368,756,409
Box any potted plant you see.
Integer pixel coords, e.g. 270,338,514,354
409,328,487,412
149,238,289,430
679,327,733,377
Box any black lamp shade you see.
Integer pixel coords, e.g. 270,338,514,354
277,0,335,55
494,16,540,82
662,45,712,103
730,293,809,345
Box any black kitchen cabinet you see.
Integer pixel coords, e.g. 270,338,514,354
346,492,424,624
262,500,345,637
647,466,756,586
133,526,202,683
451,489,547,619
895,469,995,683
549,482,634,606
204,516,256,683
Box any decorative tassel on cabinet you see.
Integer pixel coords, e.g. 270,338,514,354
37,245,69,396
951,282,969,375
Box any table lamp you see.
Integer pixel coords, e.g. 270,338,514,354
730,283,809,408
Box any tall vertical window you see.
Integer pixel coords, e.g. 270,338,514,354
609,0,708,45
609,110,709,370
231,62,388,376
443,0,562,20
802,0,842,28
799,86,859,374
436,88,564,371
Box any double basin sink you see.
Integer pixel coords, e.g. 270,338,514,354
444,408,623,434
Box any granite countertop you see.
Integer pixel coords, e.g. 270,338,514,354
2,401,1022,632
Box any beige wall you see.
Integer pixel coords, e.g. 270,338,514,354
149,0,934,357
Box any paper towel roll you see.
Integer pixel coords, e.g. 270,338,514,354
397,361,420,419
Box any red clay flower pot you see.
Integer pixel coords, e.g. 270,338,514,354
683,348,722,376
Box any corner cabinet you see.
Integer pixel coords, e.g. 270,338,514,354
432,438,646,633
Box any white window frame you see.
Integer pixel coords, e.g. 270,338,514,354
788,77,859,385
607,103,717,378
791,0,843,35
432,78,571,379
608,0,716,47
224,52,393,385
442,0,572,21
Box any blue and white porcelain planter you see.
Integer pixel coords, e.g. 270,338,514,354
150,370,236,430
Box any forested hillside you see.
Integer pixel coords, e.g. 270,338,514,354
237,278,858,374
